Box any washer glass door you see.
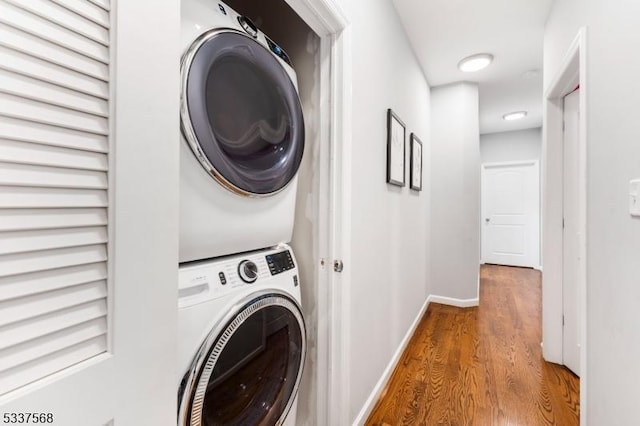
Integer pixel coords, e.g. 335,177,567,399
182,30,305,196
181,294,306,426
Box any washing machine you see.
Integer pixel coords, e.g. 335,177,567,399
180,0,305,263
178,244,306,426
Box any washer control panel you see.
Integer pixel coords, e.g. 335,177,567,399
266,250,295,275
179,245,298,308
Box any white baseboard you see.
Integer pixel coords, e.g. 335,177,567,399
429,294,479,308
352,296,431,425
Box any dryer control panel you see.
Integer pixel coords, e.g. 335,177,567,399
265,37,292,66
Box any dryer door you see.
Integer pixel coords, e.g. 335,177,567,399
179,294,306,426
181,30,305,197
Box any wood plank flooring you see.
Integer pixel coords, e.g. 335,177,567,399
366,265,579,426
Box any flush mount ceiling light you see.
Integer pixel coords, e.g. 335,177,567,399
457,53,494,72
503,111,528,121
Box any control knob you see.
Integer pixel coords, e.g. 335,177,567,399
238,16,258,38
238,260,258,283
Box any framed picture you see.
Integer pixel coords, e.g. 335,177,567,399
410,133,423,191
386,109,406,186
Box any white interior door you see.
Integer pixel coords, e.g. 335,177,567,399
562,89,582,376
481,161,540,268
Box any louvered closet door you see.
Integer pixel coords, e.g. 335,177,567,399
0,0,116,423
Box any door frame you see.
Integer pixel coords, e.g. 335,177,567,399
282,1,351,424
480,160,541,269
542,27,587,424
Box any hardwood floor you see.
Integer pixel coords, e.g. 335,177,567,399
366,265,579,426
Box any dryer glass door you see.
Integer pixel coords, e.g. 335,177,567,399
182,30,305,196
181,294,305,426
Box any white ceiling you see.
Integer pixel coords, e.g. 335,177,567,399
391,0,554,134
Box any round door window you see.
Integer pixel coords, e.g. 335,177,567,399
181,30,305,196
179,294,306,426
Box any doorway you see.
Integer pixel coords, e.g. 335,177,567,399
481,161,540,268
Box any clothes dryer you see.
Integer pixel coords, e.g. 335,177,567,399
178,244,306,425
180,0,305,262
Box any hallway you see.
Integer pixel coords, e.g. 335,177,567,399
366,265,580,425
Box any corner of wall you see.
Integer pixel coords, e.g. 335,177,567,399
429,83,481,302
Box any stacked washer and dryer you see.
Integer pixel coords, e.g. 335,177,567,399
178,1,307,425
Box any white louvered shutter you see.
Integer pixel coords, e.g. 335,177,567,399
0,0,110,395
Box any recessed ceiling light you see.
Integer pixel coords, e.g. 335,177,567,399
503,111,528,121
457,53,494,72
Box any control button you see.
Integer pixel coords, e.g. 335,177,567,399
218,272,227,285
265,37,292,66
238,16,258,38
238,260,258,283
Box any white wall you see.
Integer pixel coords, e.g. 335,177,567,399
430,83,480,301
332,0,431,422
544,0,640,423
480,127,541,164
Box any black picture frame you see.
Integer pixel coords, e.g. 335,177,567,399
410,133,423,191
386,109,406,186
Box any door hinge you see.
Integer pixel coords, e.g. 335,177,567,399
562,218,565,229
562,315,565,326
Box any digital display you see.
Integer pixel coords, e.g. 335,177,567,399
266,251,295,275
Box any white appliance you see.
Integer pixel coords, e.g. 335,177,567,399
180,0,305,263
178,244,306,426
